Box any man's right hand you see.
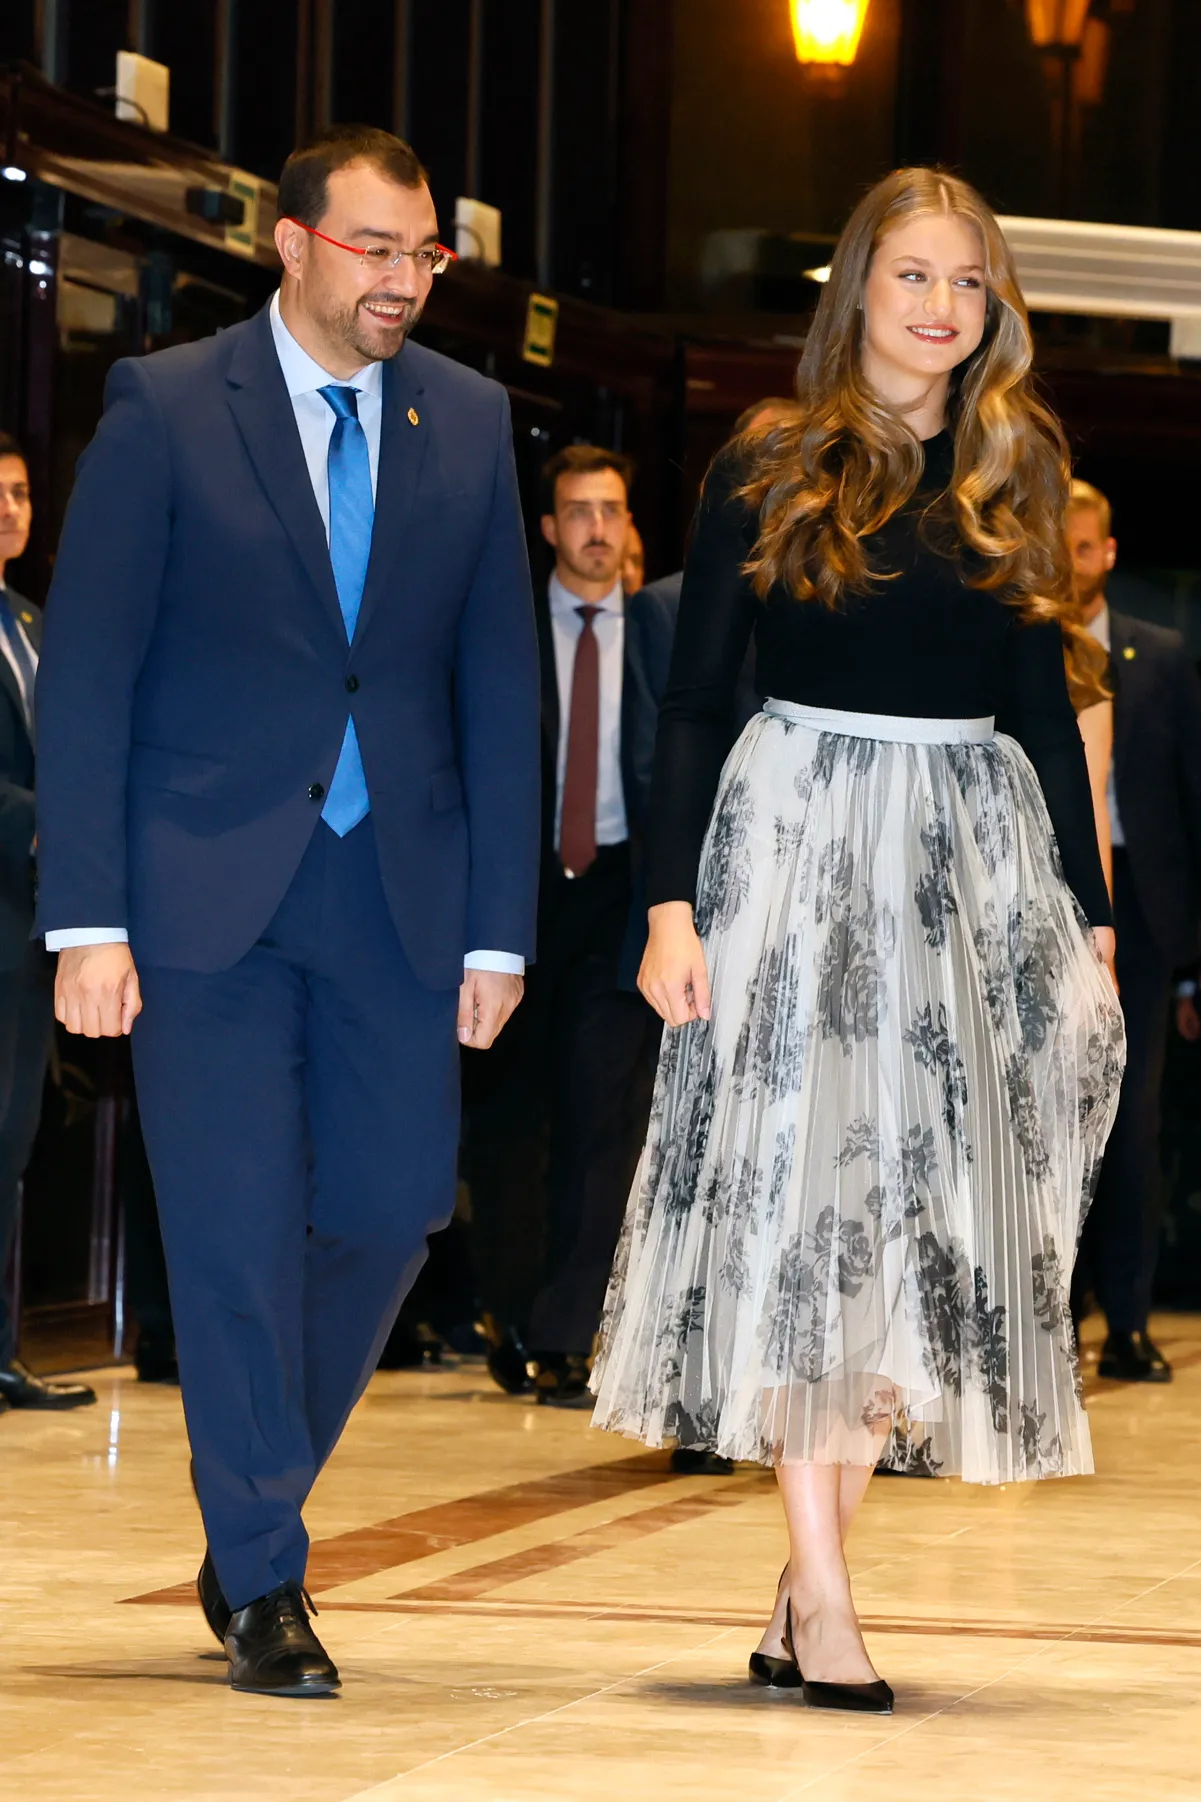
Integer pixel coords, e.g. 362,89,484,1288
54,944,143,1037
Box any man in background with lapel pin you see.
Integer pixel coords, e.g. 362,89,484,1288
35,127,540,1695
1068,478,1201,1384
0,434,96,1417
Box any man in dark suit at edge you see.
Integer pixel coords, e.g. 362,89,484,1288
0,434,96,1415
35,127,540,1695
465,447,677,1411
1069,478,1201,1382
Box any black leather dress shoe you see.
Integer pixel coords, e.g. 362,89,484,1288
135,1332,180,1385
225,1583,340,1697
0,1359,96,1410
198,1549,232,1644
532,1354,594,1409
485,1328,534,1396
1098,1330,1173,1383
670,1448,735,1476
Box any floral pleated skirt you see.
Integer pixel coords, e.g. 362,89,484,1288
590,701,1126,1483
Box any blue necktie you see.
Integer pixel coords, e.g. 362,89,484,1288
0,589,35,736
319,384,373,836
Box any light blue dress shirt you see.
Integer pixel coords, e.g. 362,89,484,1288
548,571,628,854
47,293,522,975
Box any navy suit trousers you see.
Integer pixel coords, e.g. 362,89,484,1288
132,819,460,1608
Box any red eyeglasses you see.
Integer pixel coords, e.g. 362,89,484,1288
282,217,457,276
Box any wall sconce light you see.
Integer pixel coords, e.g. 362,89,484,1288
1025,0,1091,50
1026,1,1094,211
790,0,871,68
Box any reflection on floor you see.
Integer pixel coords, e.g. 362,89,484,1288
2,1315,1199,1801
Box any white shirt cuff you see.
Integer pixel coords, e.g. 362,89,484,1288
463,950,525,975
1175,979,1197,999
44,928,130,950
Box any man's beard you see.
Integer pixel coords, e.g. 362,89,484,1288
1074,571,1107,611
321,288,424,363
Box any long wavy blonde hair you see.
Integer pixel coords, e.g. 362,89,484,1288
737,167,1072,622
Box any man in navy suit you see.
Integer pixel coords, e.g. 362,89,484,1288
35,127,540,1696
1068,480,1201,1383
464,447,672,1406
0,434,96,1415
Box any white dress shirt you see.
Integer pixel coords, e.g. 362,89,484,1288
47,293,522,974
1084,601,1126,850
548,571,628,855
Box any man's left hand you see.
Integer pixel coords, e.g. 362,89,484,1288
457,969,524,1049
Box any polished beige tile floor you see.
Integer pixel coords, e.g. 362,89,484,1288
2,1315,1199,1801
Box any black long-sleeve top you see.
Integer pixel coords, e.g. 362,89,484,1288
647,431,1114,929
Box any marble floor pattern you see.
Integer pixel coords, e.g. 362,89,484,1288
2,1314,1199,1802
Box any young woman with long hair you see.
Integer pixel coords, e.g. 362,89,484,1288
589,168,1125,1714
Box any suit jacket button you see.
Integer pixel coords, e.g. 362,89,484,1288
308,783,325,801
345,674,359,692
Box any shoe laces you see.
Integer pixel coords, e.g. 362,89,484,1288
262,1581,318,1629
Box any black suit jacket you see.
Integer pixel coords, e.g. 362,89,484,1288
1109,609,1201,967
535,579,678,987
0,588,38,969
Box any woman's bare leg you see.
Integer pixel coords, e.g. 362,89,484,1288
753,1461,879,1676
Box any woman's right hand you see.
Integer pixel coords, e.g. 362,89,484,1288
638,902,711,1028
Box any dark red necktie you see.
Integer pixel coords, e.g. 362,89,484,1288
559,605,601,878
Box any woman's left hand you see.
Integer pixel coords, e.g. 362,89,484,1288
1092,926,1117,992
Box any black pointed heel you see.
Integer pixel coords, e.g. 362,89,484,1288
748,1650,803,1688
749,1565,803,1689
784,1601,894,1715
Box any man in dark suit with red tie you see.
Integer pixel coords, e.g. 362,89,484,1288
465,446,670,1407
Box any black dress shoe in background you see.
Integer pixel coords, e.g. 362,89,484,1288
1098,1330,1172,1383
198,1549,232,1644
0,1359,97,1410
485,1324,534,1396
135,1331,180,1385
532,1353,593,1409
225,1582,340,1697
0,1394,10,1416
670,1448,735,1476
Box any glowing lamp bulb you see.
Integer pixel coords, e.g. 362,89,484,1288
790,0,871,67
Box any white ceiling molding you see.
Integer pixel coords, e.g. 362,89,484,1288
999,214,1201,356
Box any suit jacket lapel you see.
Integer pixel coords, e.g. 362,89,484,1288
535,587,560,758
352,350,428,646
225,307,344,641
0,642,28,747
1108,609,1135,784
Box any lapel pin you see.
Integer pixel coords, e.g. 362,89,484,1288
407,407,420,427
20,613,31,626
1122,645,1136,660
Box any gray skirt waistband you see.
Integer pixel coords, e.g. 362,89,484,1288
762,698,995,746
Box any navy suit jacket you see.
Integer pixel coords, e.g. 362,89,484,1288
34,303,541,990
0,588,39,969
1109,609,1201,968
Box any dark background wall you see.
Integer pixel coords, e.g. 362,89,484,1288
3,0,1199,312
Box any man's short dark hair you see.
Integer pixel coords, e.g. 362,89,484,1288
0,432,26,465
540,444,635,514
278,125,428,228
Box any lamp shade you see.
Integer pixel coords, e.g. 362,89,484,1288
1025,0,1092,49
790,0,871,66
